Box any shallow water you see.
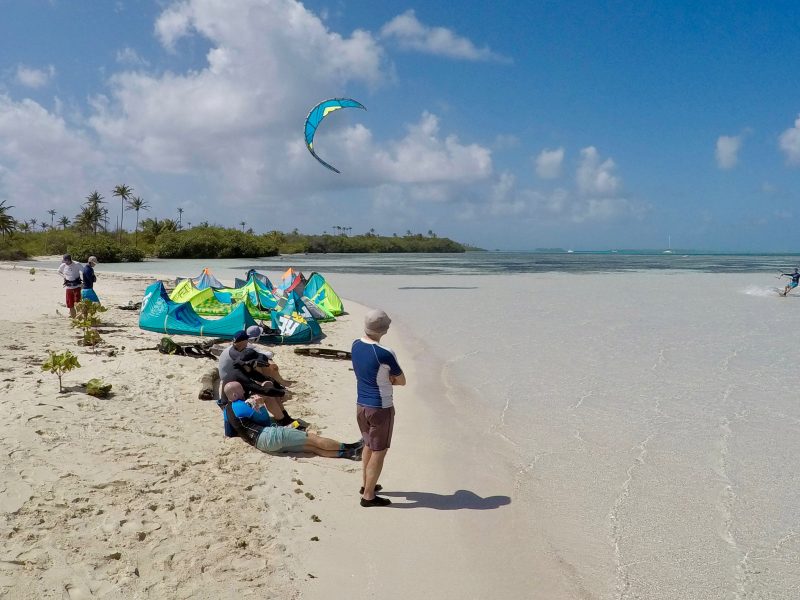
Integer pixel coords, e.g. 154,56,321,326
27,254,800,598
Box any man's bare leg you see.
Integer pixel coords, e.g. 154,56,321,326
361,448,387,500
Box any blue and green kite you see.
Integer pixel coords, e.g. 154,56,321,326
304,98,366,173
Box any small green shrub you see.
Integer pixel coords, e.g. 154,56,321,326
86,378,112,398
71,299,107,353
41,350,81,392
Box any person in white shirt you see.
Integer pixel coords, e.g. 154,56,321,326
57,254,84,318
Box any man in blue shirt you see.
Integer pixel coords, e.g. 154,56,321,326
351,309,405,507
221,381,363,458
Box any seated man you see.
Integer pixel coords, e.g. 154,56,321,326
221,381,363,459
218,330,296,426
244,325,293,387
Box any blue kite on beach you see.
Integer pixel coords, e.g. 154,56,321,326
304,98,366,173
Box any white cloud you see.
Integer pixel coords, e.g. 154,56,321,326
0,0,495,226
15,65,55,88
0,94,105,214
576,146,620,196
381,10,507,62
535,147,564,179
779,115,800,165
365,112,492,184
715,134,742,169
488,171,524,215
116,47,149,67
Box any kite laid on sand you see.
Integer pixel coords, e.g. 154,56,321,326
304,98,366,173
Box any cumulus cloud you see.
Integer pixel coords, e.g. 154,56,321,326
576,146,620,196
15,65,55,88
1,0,496,225
779,115,800,165
381,10,508,62
0,94,105,212
715,134,742,169
535,147,564,179
366,112,492,184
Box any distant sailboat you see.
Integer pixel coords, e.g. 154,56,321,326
663,235,673,254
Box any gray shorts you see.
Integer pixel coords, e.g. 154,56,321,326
255,426,308,453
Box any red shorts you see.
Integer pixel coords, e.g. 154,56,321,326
357,406,395,451
65,287,82,308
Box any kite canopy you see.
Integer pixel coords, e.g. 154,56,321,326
304,98,366,173
140,281,257,339
260,291,322,344
304,272,345,316
175,268,224,290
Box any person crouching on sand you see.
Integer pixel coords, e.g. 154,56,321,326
218,330,296,427
221,381,363,459
57,254,83,318
351,309,405,507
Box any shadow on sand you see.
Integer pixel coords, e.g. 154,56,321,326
381,489,510,510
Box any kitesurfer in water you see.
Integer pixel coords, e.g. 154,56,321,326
780,268,800,296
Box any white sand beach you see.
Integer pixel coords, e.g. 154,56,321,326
1,262,799,599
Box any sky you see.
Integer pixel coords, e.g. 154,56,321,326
1,0,800,251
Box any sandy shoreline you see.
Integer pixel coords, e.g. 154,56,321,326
1,263,517,600
0,265,417,598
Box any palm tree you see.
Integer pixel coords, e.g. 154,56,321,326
47,209,56,229
83,191,106,235
0,200,16,239
125,196,150,248
18,222,30,233
58,215,70,229
177,207,184,229
28,218,37,228
240,221,246,232
112,184,133,238
39,221,48,232
161,218,178,232
139,217,163,239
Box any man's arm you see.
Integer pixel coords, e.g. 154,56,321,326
390,373,406,386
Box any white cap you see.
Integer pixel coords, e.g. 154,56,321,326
88,256,98,265
246,325,263,340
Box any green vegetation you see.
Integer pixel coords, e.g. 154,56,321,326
85,378,113,398
0,186,468,261
41,350,81,393
71,299,107,353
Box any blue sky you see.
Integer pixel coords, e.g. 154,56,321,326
1,0,799,251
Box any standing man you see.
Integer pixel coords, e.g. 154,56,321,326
57,254,83,318
780,268,800,296
351,309,405,507
81,256,100,303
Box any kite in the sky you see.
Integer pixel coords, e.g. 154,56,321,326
304,98,366,173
